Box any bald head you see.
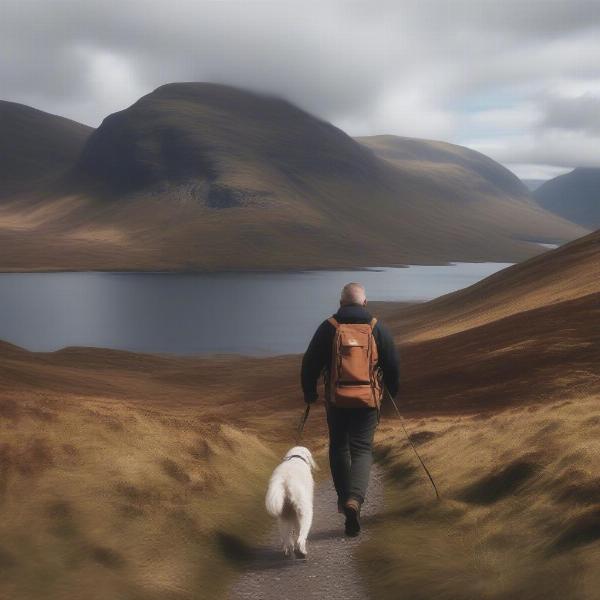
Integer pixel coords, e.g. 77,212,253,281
340,282,367,307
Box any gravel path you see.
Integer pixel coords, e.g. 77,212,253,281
228,464,384,600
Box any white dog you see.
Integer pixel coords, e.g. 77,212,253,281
265,446,317,558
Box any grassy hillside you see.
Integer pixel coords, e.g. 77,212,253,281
0,222,598,598
371,228,600,417
0,346,329,600
0,399,275,600
362,395,600,600
0,84,587,271
0,101,92,199
533,167,600,229
360,226,599,600
380,228,600,343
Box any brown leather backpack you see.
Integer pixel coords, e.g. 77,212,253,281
325,317,383,408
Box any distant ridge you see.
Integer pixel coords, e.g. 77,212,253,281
522,179,546,192
0,101,93,198
533,167,600,229
356,134,529,199
0,83,589,271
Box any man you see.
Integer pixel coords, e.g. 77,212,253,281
301,282,400,536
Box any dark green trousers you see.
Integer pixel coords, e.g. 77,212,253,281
326,405,378,505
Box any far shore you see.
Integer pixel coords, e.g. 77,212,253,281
0,301,420,359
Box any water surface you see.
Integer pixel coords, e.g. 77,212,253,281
0,263,512,355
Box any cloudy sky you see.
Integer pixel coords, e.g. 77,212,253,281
3,0,599,179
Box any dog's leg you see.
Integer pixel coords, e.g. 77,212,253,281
292,513,301,555
279,519,294,558
295,504,313,559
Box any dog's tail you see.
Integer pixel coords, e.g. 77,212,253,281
265,475,286,517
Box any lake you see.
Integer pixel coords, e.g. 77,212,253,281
0,263,512,355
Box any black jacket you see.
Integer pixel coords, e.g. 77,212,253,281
301,304,400,403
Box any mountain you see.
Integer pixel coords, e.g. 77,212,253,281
522,179,546,191
72,83,381,201
0,84,588,270
533,167,600,229
0,100,93,199
356,134,529,199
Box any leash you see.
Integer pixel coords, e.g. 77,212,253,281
295,404,311,443
384,387,441,501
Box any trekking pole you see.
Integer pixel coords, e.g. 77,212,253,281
295,404,311,444
384,387,441,501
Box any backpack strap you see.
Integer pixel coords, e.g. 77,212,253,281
329,316,375,330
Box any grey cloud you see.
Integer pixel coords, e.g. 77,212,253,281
541,94,600,135
1,1,392,122
1,0,600,173
470,128,600,171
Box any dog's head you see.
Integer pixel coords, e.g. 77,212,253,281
284,446,318,471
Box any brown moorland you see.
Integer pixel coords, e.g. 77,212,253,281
0,229,598,598
0,346,321,600
378,228,600,343
360,231,599,600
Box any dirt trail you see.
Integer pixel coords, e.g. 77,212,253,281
228,465,384,600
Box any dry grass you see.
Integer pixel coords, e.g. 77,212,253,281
0,343,330,600
383,230,600,343
395,292,600,415
0,222,598,598
0,392,282,600
361,395,600,600
357,231,600,599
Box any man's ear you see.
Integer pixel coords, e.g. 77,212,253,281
363,299,368,306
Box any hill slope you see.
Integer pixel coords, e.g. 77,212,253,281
0,101,93,199
366,199,600,600
356,134,529,200
0,212,598,599
522,178,546,191
0,84,588,270
533,167,600,229
370,226,599,417
382,228,600,343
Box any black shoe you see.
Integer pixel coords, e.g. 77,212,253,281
343,499,361,537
